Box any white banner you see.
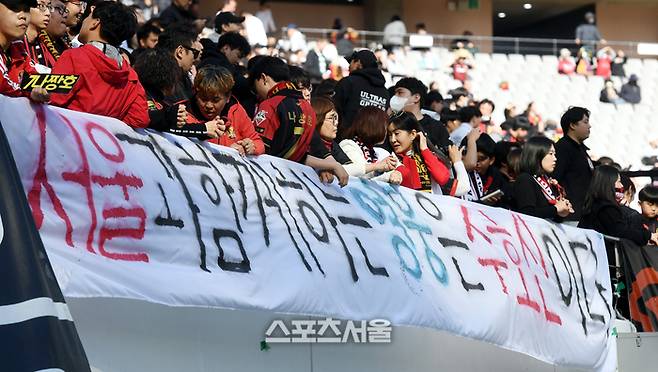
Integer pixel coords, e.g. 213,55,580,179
1,96,615,371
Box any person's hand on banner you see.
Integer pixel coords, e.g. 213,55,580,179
230,143,246,156
30,87,50,104
389,170,403,185
651,232,658,246
239,138,256,155
332,163,349,187
176,104,187,128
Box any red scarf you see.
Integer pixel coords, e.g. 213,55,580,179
533,175,565,205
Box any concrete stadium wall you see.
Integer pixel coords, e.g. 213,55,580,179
596,2,658,43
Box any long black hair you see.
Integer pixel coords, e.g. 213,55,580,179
387,112,440,155
518,136,555,175
582,165,619,215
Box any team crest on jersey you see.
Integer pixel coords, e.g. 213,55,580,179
254,110,267,126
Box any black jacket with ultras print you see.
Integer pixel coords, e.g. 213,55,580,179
334,67,389,139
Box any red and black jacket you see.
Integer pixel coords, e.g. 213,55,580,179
253,82,316,163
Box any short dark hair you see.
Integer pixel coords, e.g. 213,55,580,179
156,24,196,53
494,141,522,167
313,78,337,98
344,107,388,146
519,136,555,175
136,23,161,43
439,107,460,123
478,98,495,112
476,133,496,158
92,1,138,47
395,77,427,107
133,48,179,95
289,65,310,89
248,56,290,84
560,106,590,134
582,165,620,214
459,106,482,123
512,115,531,130
425,90,443,105
639,185,658,203
217,32,251,59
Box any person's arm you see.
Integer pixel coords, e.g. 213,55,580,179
598,205,651,246
146,103,178,132
122,83,150,128
48,51,79,108
233,104,265,155
452,161,471,196
513,174,558,219
338,140,368,176
304,155,349,187
462,129,480,171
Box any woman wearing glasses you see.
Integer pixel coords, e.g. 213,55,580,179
39,0,69,68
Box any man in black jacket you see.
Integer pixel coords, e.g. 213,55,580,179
554,106,594,221
159,0,196,28
199,32,255,116
334,49,389,139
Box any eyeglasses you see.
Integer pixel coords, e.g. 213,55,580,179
36,3,53,12
67,0,87,13
183,45,201,59
52,5,70,16
324,112,338,123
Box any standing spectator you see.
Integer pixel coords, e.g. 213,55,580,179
136,23,161,49
50,1,148,128
575,12,604,53
449,106,480,147
382,15,405,51
159,0,195,28
24,0,52,72
284,24,306,52
595,46,614,79
451,56,470,83
513,136,574,221
554,106,594,221
599,79,624,104
206,11,244,42
40,0,69,68
422,90,443,120
255,0,276,35
303,39,329,86
288,65,311,101
620,74,641,104
461,133,508,207
309,96,353,165
390,77,451,149
557,48,576,75
249,56,349,185
334,49,388,138
638,185,658,237
156,26,199,103
242,12,267,48
611,49,627,78
62,0,85,42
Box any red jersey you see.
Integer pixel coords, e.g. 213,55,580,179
187,96,265,155
253,82,316,163
1,41,37,98
50,44,148,128
397,148,451,192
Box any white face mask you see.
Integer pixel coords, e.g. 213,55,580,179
389,95,409,113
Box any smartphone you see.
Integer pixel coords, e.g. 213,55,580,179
481,189,504,203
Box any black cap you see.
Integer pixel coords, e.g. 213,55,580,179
215,12,245,30
346,49,378,69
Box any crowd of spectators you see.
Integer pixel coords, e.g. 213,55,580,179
1,0,657,262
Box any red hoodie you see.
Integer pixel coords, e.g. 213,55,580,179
1,41,36,98
50,44,148,128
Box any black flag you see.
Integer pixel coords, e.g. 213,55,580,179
0,120,91,371
620,240,658,332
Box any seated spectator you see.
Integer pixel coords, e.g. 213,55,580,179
503,115,531,143
422,90,443,121
620,74,641,104
451,56,470,83
478,98,496,128
187,65,264,155
250,56,348,186
339,106,400,183
638,185,658,239
513,136,574,221
494,140,522,183
303,39,329,86
595,46,615,79
449,106,480,146
49,1,148,128
390,77,452,149
387,112,451,193
579,165,656,246
523,101,542,127
611,49,626,78
557,48,576,75
599,79,624,104
24,0,52,72
156,24,199,103
575,47,593,76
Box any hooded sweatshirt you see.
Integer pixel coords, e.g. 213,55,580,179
50,44,149,128
333,67,389,138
